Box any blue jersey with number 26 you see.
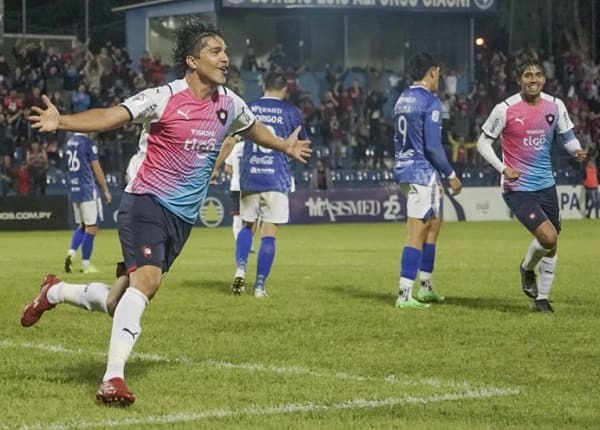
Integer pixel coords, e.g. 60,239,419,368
65,133,98,202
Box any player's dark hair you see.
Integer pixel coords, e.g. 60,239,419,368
172,19,224,78
408,52,439,82
263,71,287,91
517,58,546,79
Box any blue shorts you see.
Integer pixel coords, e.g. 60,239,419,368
117,193,193,274
503,186,561,234
230,191,240,215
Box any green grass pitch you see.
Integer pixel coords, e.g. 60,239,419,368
0,220,598,429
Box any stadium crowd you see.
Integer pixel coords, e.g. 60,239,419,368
0,36,598,197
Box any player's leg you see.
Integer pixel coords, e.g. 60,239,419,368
531,188,561,312
417,216,445,303
417,181,445,303
232,192,259,295
395,183,433,309
505,188,558,310
106,262,130,317
80,198,102,273
65,203,85,273
20,274,113,327
254,222,277,298
97,193,186,406
252,192,288,298
230,191,242,240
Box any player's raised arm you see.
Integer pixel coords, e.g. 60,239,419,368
241,122,312,163
29,95,131,133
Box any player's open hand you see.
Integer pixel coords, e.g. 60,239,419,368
285,126,312,163
503,167,520,182
28,95,60,132
574,149,588,162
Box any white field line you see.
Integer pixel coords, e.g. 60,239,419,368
1,340,485,389
12,388,520,430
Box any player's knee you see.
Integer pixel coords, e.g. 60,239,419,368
537,232,557,250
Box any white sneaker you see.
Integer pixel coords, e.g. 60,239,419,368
254,287,267,299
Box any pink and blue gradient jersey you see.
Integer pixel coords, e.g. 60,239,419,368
481,92,574,193
120,79,255,224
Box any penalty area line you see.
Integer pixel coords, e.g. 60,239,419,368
1,340,495,390
15,388,521,430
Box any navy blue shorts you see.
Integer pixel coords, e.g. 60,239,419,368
117,193,193,274
503,186,561,234
230,191,240,215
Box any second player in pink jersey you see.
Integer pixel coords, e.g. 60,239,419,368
477,57,586,313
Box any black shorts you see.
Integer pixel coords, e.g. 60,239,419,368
117,193,193,274
503,186,561,234
230,190,240,215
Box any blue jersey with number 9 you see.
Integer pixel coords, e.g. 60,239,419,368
392,86,454,185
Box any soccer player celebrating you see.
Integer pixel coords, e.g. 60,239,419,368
477,58,587,313
21,21,311,406
231,71,306,298
392,52,462,309
64,132,111,274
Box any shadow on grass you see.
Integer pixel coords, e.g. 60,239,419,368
327,285,395,305
179,278,231,294
444,296,530,314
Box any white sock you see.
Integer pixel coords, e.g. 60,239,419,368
398,277,415,301
67,249,76,258
103,288,149,382
47,281,110,313
419,272,433,292
235,267,246,278
523,238,550,271
537,255,557,300
82,260,90,270
232,215,242,240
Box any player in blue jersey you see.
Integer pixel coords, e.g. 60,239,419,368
477,58,587,312
64,132,112,274
393,52,462,309
21,21,311,406
231,71,307,298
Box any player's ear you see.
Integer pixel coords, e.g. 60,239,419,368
186,55,197,70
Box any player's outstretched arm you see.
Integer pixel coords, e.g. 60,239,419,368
242,122,312,163
29,95,131,133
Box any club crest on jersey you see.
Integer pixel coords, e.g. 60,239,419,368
141,246,152,260
216,109,228,125
545,114,555,125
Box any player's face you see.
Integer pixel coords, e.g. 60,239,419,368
519,65,545,100
192,36,229,86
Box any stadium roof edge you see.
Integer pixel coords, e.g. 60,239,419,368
111,0,177,12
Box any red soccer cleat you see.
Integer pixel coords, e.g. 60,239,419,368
21,274,61,327
96,378,136,407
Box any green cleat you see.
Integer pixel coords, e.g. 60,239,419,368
81,265,100,274
417,290,445,303
395,297,430,309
